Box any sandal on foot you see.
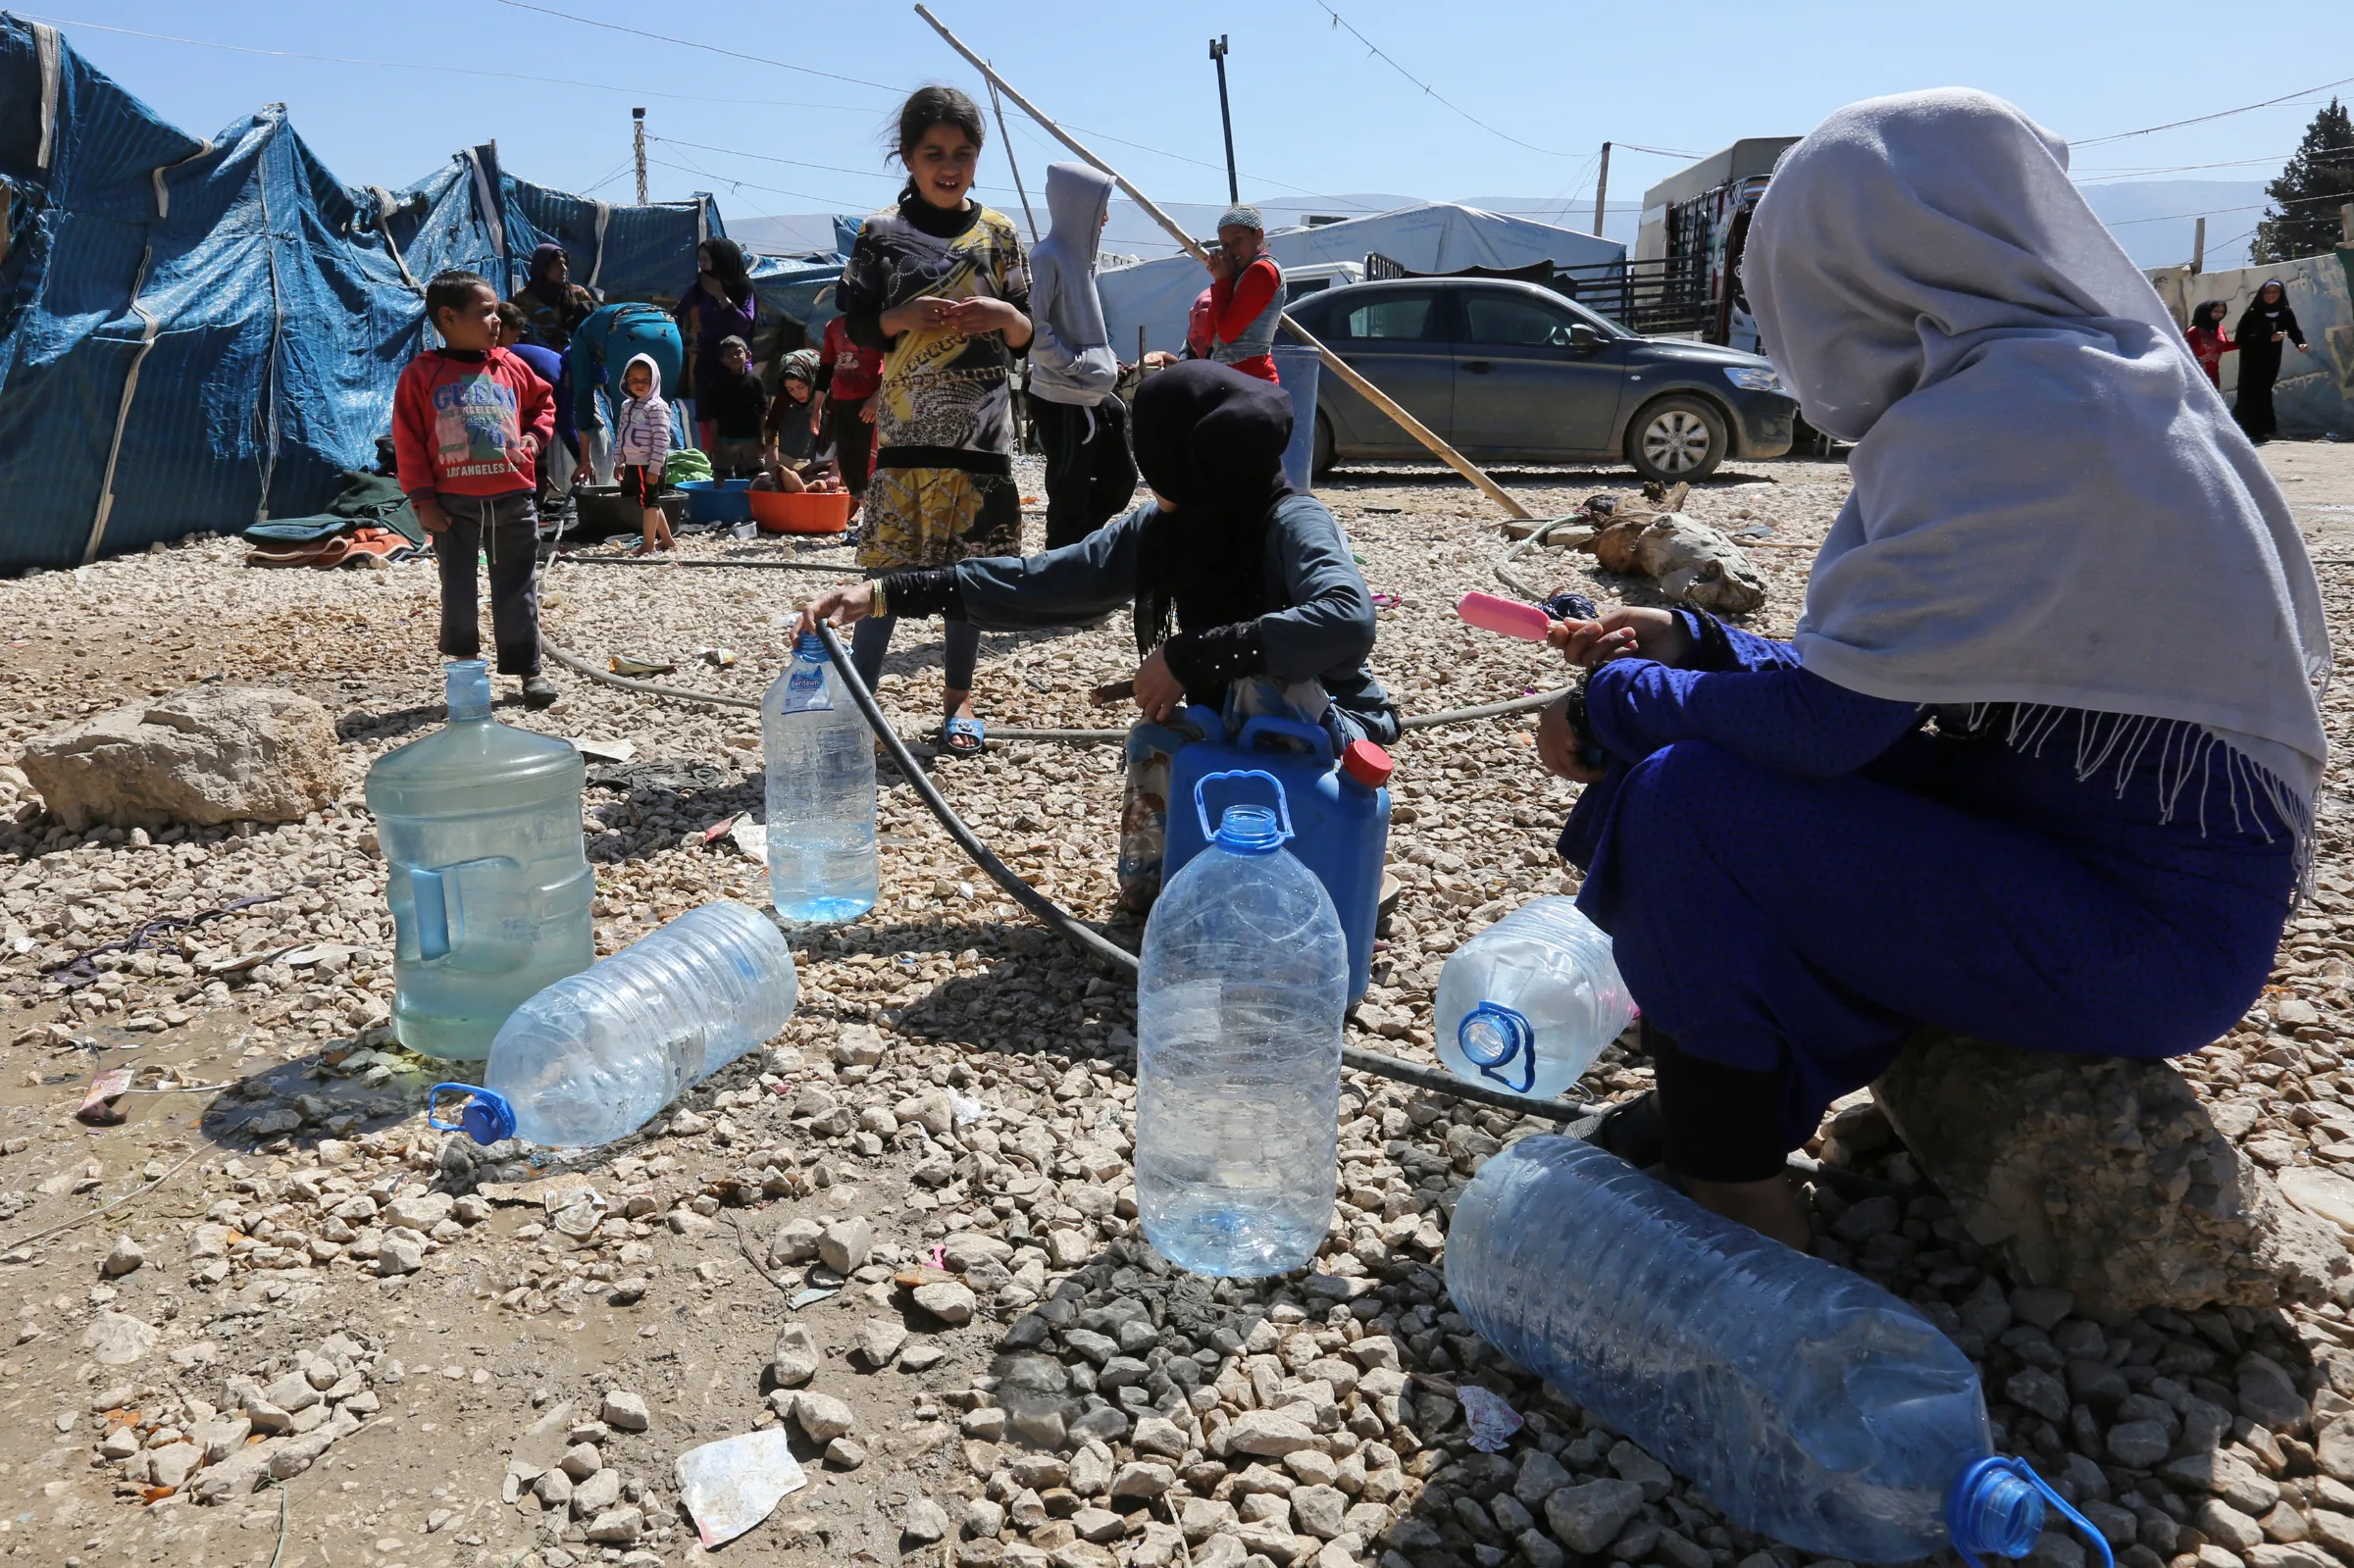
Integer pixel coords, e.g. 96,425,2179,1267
938,716,986,757
1566,1089,1663,1169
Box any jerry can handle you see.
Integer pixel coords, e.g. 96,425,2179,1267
1194,769,1294,844
1235,714,1336,762
410,867,451,962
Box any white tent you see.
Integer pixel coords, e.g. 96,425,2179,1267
1100,203,1624,357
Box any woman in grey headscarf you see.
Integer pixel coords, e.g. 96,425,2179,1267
1533,88,2326,1247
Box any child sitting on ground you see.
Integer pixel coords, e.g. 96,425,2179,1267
704,334,769,478
613,353,675,556
393,269,559,707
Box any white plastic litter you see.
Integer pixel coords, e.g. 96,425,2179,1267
675,1427,808,1547
1457,1385,1523,1452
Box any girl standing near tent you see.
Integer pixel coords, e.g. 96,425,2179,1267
674,237,758,451
834,85,1032,756
2185,300,2234,387
1532,90,2323,1250
2232,278,2311,443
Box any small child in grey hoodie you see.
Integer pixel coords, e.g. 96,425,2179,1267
1026,163,1139,550
613,352,675,555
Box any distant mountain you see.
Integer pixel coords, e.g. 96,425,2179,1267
732,178,2269,275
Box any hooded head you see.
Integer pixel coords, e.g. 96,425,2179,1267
528,242,570,304
620,352,663,403
1044,162,1114,269
2192,301,2227,332
1745,88,2328,818
1129,361,1295,654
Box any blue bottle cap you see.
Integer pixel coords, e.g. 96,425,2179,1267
1948,1456,2113,1568
1458,1003,1537,1094
427,1083,517,1145
794,632,825,658
444,660,493,721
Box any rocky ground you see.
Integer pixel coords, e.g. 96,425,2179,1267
1,445,2353,1568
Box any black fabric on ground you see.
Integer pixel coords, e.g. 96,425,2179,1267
1649,1024,1792,1184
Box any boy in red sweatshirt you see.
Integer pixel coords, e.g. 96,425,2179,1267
394,269,560,708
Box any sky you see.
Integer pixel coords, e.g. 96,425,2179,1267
18,0,2346,274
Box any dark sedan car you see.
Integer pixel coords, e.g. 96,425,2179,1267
1282,278,1797,483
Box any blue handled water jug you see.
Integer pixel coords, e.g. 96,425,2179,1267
365,661,596,1060
1163,709,1390,1001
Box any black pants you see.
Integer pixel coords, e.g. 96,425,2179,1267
1649,1024,1790,1184
827,396,876,497
434,491,540,677
1031,393,1139,551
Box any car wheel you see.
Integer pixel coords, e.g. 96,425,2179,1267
1625,395,1726,484
1312,412,1337,480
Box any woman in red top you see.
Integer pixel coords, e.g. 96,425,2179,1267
2185,300,2234,387
1203,204,1285,382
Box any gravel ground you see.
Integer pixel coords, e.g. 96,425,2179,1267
0,448,2351,1568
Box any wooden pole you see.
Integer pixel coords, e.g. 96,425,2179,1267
911,4,1534,522
2191,216,2205,275
1592,142,1611,238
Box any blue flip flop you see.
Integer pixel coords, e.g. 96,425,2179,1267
939,715,986,757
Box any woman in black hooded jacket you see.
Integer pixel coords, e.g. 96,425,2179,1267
2232,278,2311,442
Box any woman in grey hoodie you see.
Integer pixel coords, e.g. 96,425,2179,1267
1026,163,1139,549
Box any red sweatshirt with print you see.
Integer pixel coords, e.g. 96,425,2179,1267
393,347,556,502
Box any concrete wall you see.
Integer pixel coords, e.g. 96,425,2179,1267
2149,249,2354,437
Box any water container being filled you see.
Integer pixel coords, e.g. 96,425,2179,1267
1137,772,1348,1277
1436,896,1636,1099
1163,709,1390,1001
762,632,878,925
365,661,595,1060
429,900,797,1148
1446,1138,2114,1567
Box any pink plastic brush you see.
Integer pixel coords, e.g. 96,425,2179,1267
1457,591,1554,641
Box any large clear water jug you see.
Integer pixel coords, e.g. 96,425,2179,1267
431,900,797,1148
1446,1137,2111,1567
1137,771,1348,1277
365,661,594,1060
1436,895,1636,1098
762,632,878,925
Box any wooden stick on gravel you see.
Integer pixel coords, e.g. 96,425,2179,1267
912,5,1535,522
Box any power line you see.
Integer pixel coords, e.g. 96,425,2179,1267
642,154,866,213
1304,0,1581,158
649,133,1017,194
16,11,878,112
2075,73,2354,146
489,0,899,94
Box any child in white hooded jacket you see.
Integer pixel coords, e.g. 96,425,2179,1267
1026,163,1138,549
613,352,675,555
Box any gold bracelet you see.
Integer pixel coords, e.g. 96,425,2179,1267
869,582,889,621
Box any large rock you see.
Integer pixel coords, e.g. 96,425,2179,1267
1873,1032,2350,1317
21,686,338,831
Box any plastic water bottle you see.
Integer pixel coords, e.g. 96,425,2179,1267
762,632,878,925
1137,772,1348,1277
1435,896,1636,1098
429,901,797,1149
365,661,596,1060
1446,1138,2112,1567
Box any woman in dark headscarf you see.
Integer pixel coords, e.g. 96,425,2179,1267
2184,300,2234,388
2232,278,2311,442
799,360,1392,906
675,235,759,449
513,242,597,352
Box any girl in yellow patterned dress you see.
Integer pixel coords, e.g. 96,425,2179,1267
834,86,1032,755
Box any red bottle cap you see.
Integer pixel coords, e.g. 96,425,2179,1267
1342,739,1396,789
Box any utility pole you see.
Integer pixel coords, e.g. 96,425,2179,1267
1209,36,1239,207
2191,216,2206,274
632,107,647,205
1592,141,1612,237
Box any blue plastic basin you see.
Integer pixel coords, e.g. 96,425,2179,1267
677,479,754,524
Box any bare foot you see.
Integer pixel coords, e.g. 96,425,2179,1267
1680,1173,1812,1251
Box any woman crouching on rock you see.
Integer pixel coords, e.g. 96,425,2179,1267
1535,88,2327,1249
800,359,1394,914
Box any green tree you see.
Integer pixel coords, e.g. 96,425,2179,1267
2252,99,2354,264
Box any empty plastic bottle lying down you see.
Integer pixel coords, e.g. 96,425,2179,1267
1446,1138,2113,1567
430,901,797,1149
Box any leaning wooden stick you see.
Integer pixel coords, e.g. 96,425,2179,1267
911,4,1535,523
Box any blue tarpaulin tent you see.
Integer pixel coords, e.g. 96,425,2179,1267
0,15,839,573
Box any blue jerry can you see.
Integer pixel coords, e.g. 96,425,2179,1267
1163,708,1394,1001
